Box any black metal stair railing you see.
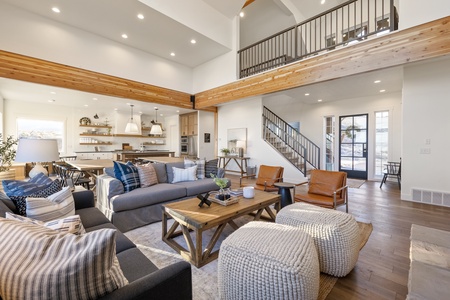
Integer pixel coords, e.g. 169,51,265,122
238,0,397,78
262,106,320,176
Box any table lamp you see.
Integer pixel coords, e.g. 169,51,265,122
236,140,245,158
15,138,60,178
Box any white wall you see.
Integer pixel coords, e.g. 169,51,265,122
0,2,193,93
399,0,450,30
402,57,450,204
198,111,216,160
263,91,403,180
4,99,177,156
218,97,305,183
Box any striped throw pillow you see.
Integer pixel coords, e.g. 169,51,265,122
136,163,158,188
172,165,197,183
9,179,63,216
113,161,141,192
0,220,128,299
26,186,75,222
5,212,86,235
184,158,206,179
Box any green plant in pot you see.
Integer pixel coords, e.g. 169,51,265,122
220,148,230,156
211,174,230,200
0,134,18,184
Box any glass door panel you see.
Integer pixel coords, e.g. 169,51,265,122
339,114,368,179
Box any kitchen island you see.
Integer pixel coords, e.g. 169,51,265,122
117,150,175,162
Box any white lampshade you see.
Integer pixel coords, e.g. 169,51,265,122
236,140,245,148
15,139,60,178
150,124,163,135
125,122,139,133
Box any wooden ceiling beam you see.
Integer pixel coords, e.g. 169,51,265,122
0,50,217,113
194,16,450,109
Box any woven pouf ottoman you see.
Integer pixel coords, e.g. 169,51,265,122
218,221,319,300
276,203,360,277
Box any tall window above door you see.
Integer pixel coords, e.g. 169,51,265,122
324,116,335,171
375,111,389,177
16,118,65,152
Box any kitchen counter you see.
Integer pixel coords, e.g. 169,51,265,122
116,150,175,161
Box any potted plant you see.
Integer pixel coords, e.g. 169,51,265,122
220,148,230,156
211,174,230,200
0,134,18,184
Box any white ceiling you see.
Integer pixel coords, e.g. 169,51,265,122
0,0,404,116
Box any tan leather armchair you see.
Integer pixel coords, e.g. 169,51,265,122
240,165,284,192
294,169,348,212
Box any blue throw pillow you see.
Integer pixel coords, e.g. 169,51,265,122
29,172,53,186
9,179,63,216
3,174,52,197
113,161,140,193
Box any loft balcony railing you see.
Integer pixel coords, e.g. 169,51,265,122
238,0,397,78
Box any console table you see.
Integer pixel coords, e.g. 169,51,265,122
218,156,250,177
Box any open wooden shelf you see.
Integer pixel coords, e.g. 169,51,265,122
79,142,113,145
79,124,112,129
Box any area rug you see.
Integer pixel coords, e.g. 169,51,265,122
347,178,366,188
125,217,373,300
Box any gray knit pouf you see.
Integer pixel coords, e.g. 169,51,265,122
276,203,360,277
218,221,319,300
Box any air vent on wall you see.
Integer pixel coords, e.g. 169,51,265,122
411,188,450,207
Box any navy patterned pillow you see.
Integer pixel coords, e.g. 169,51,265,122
9,179,63,216
3,172,53,197
113,161,140,192
29,172,53,186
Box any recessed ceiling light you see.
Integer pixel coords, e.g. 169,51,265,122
52,7,60,13
84,104,89,107
114,108,118,111
50,91,56,94
137,14,144,20
191,39,196,44
92,97,98,100
305,93,310,96
139,111,143,114
380,89,386,93
318,99,323,102
48,99,55,103
240,11,245,18
176,110,180,113
170,52,175,56
321,0,326,4
122,34,128,39
374,80,381,83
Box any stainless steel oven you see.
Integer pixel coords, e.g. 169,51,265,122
180,136,188,155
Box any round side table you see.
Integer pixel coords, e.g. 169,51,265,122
274,182,296,209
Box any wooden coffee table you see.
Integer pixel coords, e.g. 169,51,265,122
162,190,280,268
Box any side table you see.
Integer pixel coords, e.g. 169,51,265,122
274,182,296,209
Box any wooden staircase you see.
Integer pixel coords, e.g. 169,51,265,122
263,106,320,176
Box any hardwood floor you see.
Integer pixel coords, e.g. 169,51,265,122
230,175,450,300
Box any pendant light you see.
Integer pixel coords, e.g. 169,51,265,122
125,104,139,133
150,107,163,135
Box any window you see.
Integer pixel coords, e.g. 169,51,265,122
342,24,368,44
324,116,335,171
17,118,65,152
375,111,389,177
325,34,336,50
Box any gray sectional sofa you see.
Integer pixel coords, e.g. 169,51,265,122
97,161,230,232
0,189,192,300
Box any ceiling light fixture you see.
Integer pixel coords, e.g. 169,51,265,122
380,89,386,93
321,0,326,5
170,52,175,56
125,104,139,133
150,108,163,135
240,11,245,18
137,14,144,20
92,97,98,100
305,93,310,96
318,99,323,102
374,80,381,83
52,7,60,13
191,39,196,44
122,34,128,39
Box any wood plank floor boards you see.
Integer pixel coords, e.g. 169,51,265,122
229,175,450,299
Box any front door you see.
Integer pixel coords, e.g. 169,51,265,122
339,114,368,179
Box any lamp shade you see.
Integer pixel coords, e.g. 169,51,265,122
150,124,163,135
15,138,60,163
125,122,139,133
236,140,245,148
